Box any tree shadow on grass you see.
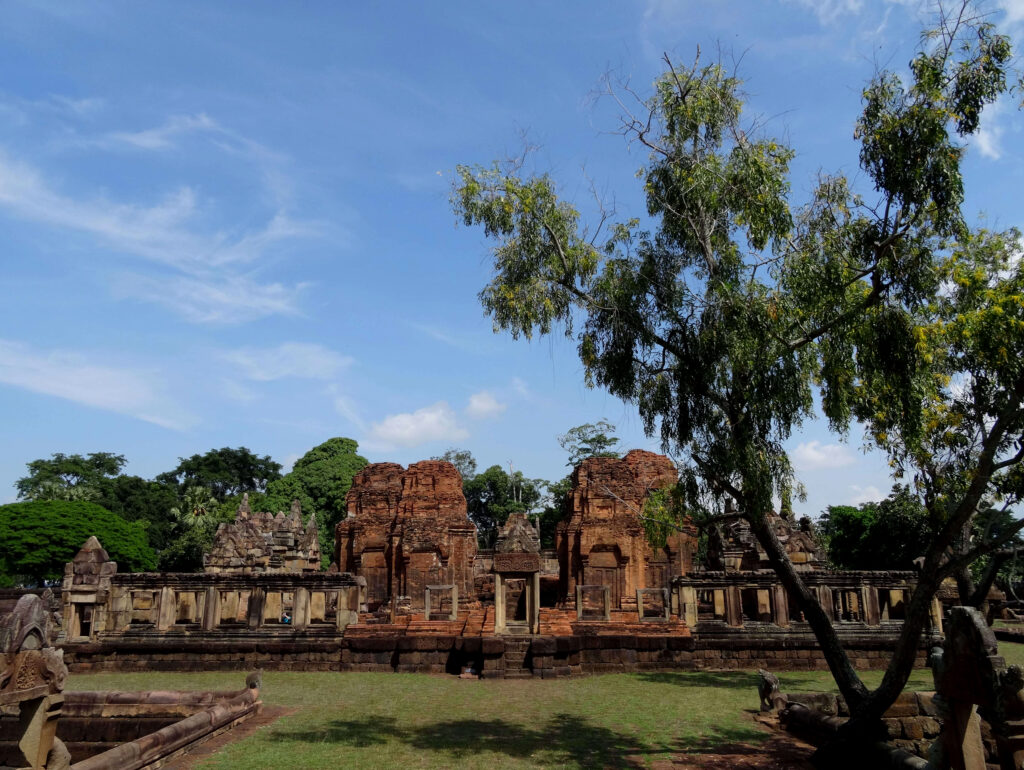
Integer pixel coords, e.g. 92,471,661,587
635,670,760,690
270,713,674,767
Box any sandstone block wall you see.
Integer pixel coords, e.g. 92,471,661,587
336,460,478,609
556,450,697,608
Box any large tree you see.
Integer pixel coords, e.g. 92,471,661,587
157,446,282,501
0,501,156,585
819,486,934,571
464,464,546,547
16,452,127,501
557,421,622,468
454,1,1021,744
262,437,368,564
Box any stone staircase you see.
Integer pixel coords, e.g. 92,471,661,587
501,636,533,679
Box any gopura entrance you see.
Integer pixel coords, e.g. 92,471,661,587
492,513,541,635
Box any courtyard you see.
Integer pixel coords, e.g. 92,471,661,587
65,661,958,769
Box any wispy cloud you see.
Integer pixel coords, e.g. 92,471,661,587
466,390,507,419
0,150,317,322
793,440,856,470
367,401,468,448
782,0,863,25
1000,0,1024,25
412,323,489,354
331,390,367,432
0,339,193,430
108,113,219,150
223,342,353,381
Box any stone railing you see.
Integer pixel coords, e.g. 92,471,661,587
59,538,366,643
673,570,941,634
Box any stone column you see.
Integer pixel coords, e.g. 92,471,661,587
930,596,944,634
725,586,743,627
293,587,310,630
530,573,540,633
247,587,266,629
201,587,221,631
450,584,459,622
772,585,789,627
680,586,698,628
817,586,835,621
712,589,726,621
863,586,880,626
156,587,176,631
494,574,506,634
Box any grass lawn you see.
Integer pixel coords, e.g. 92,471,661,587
65,647,1019,769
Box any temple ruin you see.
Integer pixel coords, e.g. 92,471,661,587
0,451,943,680
335,460,478,610
204,495,320,574
557,450,698,610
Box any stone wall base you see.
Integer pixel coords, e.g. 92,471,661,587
59,633,932,677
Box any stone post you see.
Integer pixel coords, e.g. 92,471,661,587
863,586,880,626
756,589,772,622
725,586,743,627
929,596,944,634
679,586,698,628
772,585,789,627
247,587,266,629
293,587,310,630
201,587,220,631
495,574,506,634
530,573,540,633
712,589,726,621
156,586,176,631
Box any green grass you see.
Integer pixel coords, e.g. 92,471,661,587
66,646,1022,769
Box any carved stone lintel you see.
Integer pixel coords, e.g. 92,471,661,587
493,552,540,574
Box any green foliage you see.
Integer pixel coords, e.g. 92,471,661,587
16,452,127,501
454,5,1022,717
464,464,545,547
557,421,621,469
431,448,478,481
156,447,282,501
93,475,179,551
263,438,369,565
0,500,155,584
818,486,934,570
536,474,572,548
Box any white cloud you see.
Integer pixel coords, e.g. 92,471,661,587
793,440,856,470
1000,0,1024,25
848,484,882,506
783,0,863,24
114,273,307,324
971,98,1007,161
0,339,193,430
511,377,530,398
223,342,353,381
0,151,317,322
108,113,219,150
368,401,468,448
466,390,507,419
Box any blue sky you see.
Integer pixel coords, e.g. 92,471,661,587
0,0,1021,518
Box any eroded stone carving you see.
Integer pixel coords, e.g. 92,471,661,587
0,593,69,770
556,450,697,608
204,495,320,574
336,460,478,609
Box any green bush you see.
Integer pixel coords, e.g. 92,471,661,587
0,500,156,585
